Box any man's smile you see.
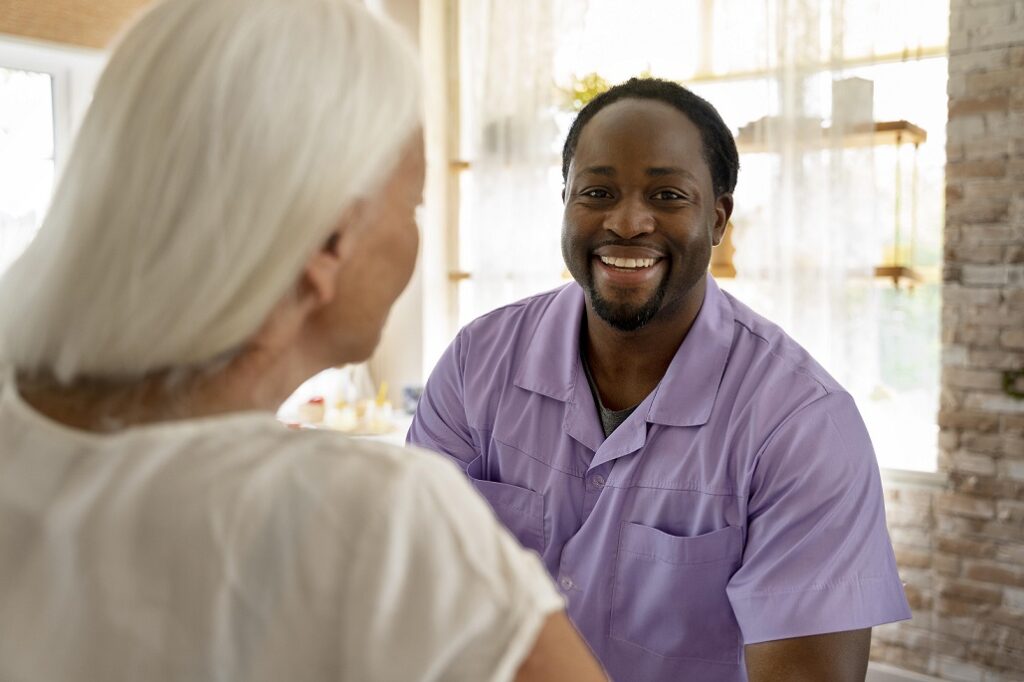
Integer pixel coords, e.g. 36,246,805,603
591,253,667,287
590,245,666,285
599,256,657,269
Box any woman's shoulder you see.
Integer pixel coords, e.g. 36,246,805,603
171,416,460,497
132,419,481,563
202,420,476,517
256,428,517,566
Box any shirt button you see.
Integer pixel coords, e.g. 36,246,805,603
590,474,606,489
559,576,576,591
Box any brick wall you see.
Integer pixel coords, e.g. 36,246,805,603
870,1,1024,680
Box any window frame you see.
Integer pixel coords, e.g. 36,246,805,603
0,35,106,176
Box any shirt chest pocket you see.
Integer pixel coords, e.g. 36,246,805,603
469,477,546,555
611,522,743,664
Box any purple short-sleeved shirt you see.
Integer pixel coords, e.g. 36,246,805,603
409,275,911,681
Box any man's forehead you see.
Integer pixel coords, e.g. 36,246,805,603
571,98,708,177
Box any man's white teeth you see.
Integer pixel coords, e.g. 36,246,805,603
600,256,656,269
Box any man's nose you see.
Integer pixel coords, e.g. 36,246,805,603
603,195,655,238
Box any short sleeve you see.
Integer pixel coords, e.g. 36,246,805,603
408,332,479,467
342,450,564,682
726,392,911,644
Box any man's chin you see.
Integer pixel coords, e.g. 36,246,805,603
589,291,663,332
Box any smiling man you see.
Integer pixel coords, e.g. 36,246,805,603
409,78,911,681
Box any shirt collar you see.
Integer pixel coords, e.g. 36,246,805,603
645,275,735,427
514,284,586,402
514,275,735,428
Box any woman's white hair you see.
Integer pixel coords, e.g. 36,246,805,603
0,0,420,383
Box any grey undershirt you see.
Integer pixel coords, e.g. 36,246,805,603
581,354,638,438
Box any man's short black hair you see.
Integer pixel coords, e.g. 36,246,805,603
561,77,739,197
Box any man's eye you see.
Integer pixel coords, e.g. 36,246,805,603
582,189,611,199
653,190,685,200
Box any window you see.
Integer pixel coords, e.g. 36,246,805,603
450,0,948,471
0,38,105,274
0,65,54,272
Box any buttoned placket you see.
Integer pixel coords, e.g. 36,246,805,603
580,462,612,522
556,463,609,600
559,391,622,599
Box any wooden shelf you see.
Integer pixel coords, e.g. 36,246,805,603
736,120,927,153
873,265,922,288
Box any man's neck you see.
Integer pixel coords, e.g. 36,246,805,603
581,280,706,411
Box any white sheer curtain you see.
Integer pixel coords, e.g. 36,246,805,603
458,0,888,368
712,0,883,398
456,0,587,325
694,0,945,471
458,0,945,469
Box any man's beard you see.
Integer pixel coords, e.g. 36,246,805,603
587,279,669,332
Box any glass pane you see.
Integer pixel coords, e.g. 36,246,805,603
688,78,776,132
553,0,702,85
862,282,941,472
710,0,774,75
844,0,950,60
0,67,54,159
0,67,55,274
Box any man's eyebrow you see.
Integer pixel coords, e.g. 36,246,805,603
578,166,616,177
646,166,698,180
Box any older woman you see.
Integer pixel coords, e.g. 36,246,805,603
0,0,605,680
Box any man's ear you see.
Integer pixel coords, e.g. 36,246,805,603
712,193,734,246
300,230,343,307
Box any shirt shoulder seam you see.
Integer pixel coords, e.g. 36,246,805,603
731,317,834,396
751,390,856,475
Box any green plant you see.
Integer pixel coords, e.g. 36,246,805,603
559,72,611,111
558,70,656,112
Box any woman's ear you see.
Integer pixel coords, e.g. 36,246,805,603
248,230,346,358
299,195,372,308
300,230,344,307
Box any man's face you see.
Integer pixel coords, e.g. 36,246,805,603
561,98,729,332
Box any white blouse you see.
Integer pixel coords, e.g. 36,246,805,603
0,376,562,681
